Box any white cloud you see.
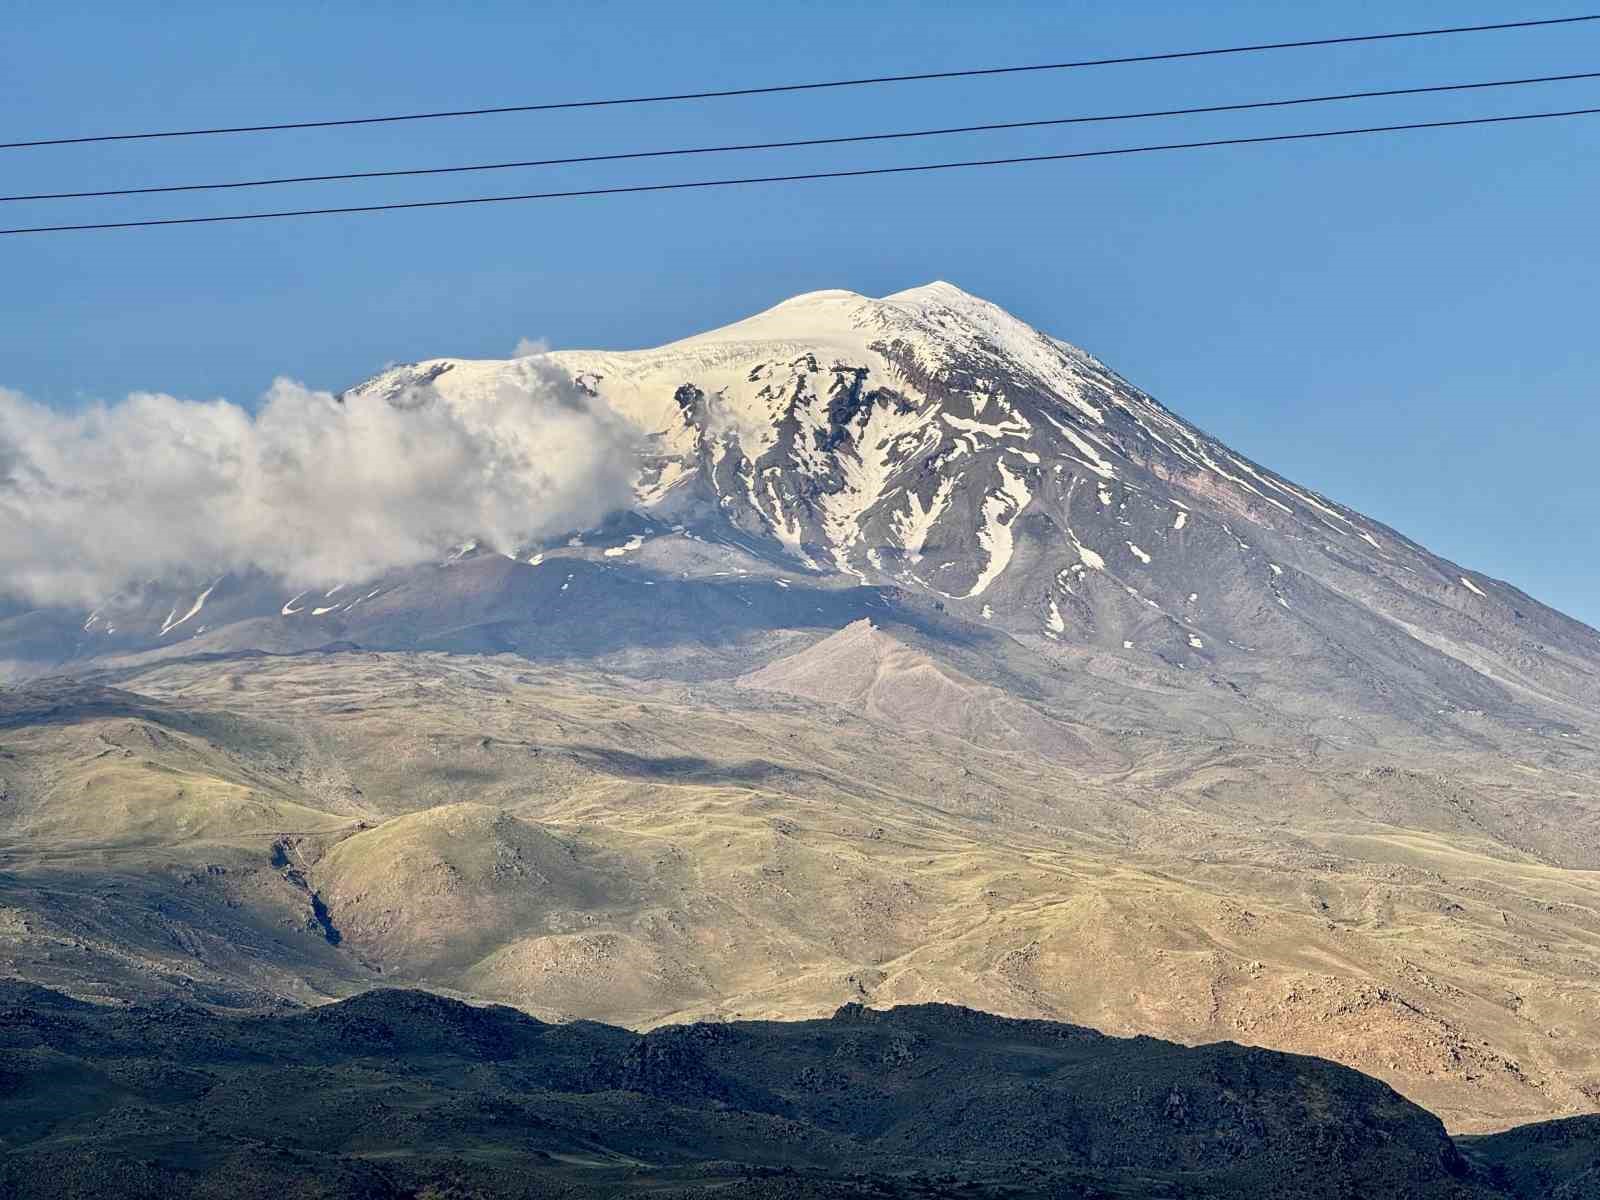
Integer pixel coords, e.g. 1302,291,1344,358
512,337,548,358
0,359,638,607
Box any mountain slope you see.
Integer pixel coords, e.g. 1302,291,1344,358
737,618,1100,764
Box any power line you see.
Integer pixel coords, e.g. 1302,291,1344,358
4,106,1594,237
4,14,1597,151
6,70,1596,204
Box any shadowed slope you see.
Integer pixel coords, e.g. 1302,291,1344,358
0,984,1514,1199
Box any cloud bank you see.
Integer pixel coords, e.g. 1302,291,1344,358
0,359,638,607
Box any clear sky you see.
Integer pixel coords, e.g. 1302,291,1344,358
3,1,1596,624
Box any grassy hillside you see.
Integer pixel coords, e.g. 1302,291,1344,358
3,650,1600,1132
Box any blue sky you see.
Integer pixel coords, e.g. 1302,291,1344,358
3,1,1596,624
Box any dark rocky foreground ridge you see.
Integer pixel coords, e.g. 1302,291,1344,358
0,984,1590,1199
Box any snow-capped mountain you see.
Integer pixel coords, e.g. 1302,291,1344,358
7,282,1597,751
338,282,1599,731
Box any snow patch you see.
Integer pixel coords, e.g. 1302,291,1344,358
160,581,217,636
942,410,1030,441
1127,543,1151,564
1460,576,1487,597
965,460,1033,597
1069,531,1105,571
1039,410,1117,478
890,475,957,565
603,535,645,558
